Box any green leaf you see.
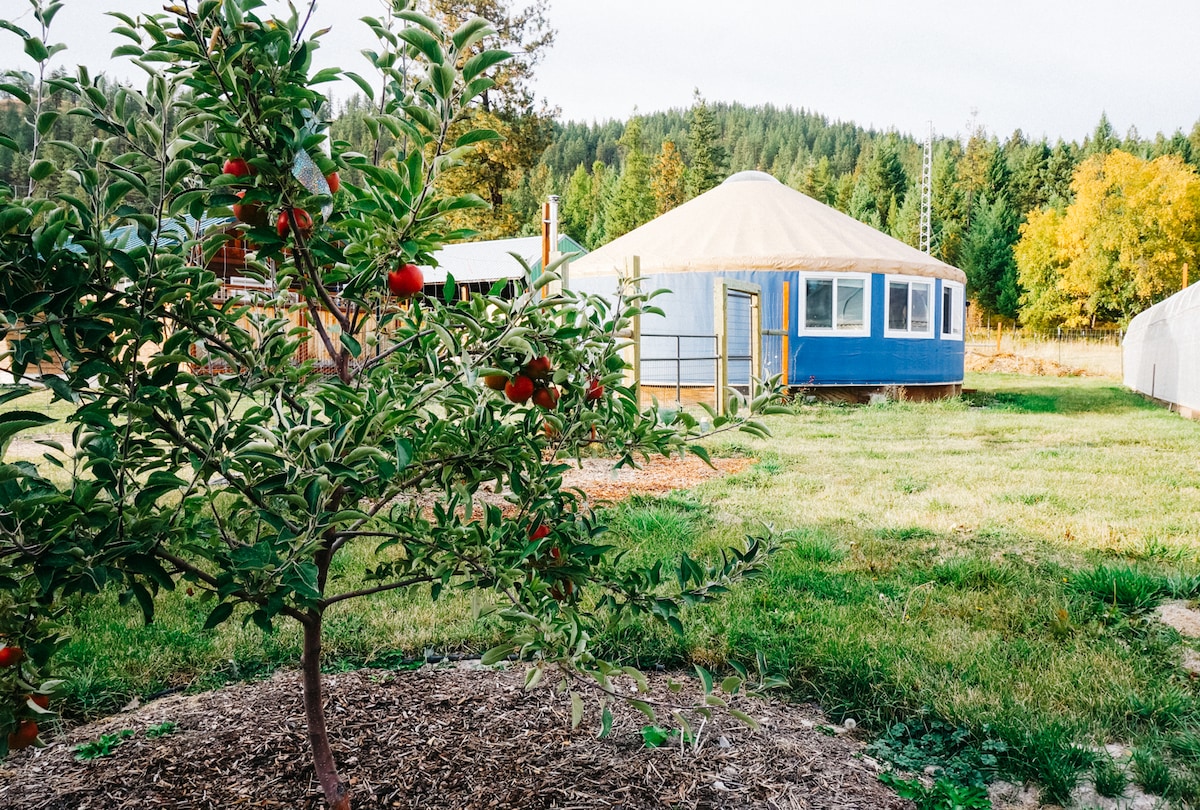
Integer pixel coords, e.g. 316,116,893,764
480,643,511,666
729,709,760,730
403,104,440,135
28,159,54,181
396,10,444,38
430,64,455,101
0,83,31,105
454,129,502,148
598,703,613,738
721,676,743,695
342,71,375,102
41,375,75,403
451,18,494,52
36,110,58,136
398,27,443,65
694,664,714,695
0,410,55,448
24,37,50,62
629,699,655,722
570,691,583,729
203,602,234,630
461,49,511,84
340,332,362,358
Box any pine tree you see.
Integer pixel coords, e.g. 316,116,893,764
585,160,615,248
559,163,593,243
890,183,922,247
604,119,656,240
962,193,1021,318
1083,111,1119,157
685,91,727,196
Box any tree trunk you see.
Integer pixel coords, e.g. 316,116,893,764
302,614,351,810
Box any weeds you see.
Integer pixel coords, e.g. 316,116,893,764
879,773,991,810
73,729,135,761
1092,754,1127,798
1071,565,1166,614
1131,746,1172,796
865,717,1006,789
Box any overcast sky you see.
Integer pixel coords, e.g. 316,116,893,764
3,0,1197,144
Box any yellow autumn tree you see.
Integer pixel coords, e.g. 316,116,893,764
651,140,688,215
1013,150,1200,327
1015,208,1081,330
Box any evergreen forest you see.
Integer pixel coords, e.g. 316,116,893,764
4,0,1199,330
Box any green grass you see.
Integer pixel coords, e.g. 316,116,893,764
20,373,1200,805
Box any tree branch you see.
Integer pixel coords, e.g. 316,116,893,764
319,574,439,608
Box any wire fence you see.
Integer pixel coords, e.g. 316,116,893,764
966,326,1125,378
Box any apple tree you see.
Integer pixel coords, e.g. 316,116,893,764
0,1,783,808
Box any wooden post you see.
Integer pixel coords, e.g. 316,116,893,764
781,280,790,387
540,202,550,298
622,256,641,400
750,288,762,402
1183,262,1190,290
714,280,727,415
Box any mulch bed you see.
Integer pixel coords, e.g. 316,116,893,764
1,667,909,809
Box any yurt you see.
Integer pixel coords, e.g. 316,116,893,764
1123,282,1200,418
569,171,966,400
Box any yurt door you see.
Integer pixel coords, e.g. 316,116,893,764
714,279,761,413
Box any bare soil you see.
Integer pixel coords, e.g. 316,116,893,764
965,351,1086,377
0,667,910,810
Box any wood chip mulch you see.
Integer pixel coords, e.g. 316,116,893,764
0,667,910,810
559,455,754,505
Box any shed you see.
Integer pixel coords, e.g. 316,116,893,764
422,234,587,298
569,171,967,399
1123,282,1200,418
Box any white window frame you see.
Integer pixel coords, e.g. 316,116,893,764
798,272,872,337
884,274,935,339
941,280,964,341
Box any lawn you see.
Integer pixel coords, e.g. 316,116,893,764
14,373,1200,803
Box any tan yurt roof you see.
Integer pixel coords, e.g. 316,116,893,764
571,171,965,284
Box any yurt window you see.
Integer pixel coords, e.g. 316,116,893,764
941,282,964,339
885,276,935,338
800,273,870,336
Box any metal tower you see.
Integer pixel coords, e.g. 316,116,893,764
919,123,933,254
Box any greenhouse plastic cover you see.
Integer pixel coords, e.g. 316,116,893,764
1124,282,1200,414
570,171,964,283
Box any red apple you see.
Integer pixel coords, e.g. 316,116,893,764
523,356,552,380
505,375,534,404
276,207,313,239
387,263,424,298
325,172,340,194
482,374,508,391
532,385,559,410
232,191,267,227
222,157,252,178
27,694,49,710
0,646,23,668
585,377,604,402
7,719,38,751
530,524,551,541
